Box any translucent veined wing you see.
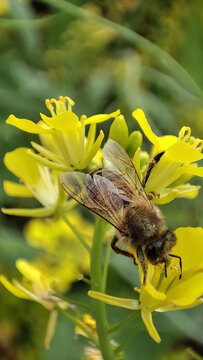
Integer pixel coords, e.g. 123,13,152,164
101,169,134,203
60,172,124,231
103,139,151,205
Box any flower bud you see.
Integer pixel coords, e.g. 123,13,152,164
109,115,129,148
126,130,143,158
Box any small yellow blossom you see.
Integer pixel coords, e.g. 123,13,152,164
84,346,103,360
0,259,68,349
75,313,97,339
0,259,68,309
24,212,92,292
89,227,203,343
2,147,74,217
133,109,203,203
6,96,120,171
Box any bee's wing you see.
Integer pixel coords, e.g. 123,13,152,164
101,169,134,203
60,172,124,231
103,139,151,205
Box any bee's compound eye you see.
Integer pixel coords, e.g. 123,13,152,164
145,241,164,264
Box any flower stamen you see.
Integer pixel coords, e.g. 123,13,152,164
178,126,191,141
189,136,203,151
45,96,75,116
45,99,55,117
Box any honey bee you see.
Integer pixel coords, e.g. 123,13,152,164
60,139,182,284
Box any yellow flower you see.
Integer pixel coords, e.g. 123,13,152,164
24,211,92,292
0,259,68,309
133,109,203,204
2,147,74,217
0,259,68,349
84,346,103,360
89,227,203,343
75,313,97,339
75,315,104,360
6,96,120,171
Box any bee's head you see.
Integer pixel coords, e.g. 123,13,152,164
145,230,176,265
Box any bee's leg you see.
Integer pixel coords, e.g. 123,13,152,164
137,247,147,285
164,259,167,278
169,254,182,279
142,151,165,187
111,236,137,265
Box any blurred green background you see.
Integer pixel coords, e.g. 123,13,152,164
0,0,203,359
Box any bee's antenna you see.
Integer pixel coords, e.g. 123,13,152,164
169,254,182,279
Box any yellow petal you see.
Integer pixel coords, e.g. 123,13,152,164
174,227,203,271
16,259,50,293
178,164,203,177
85,110,120,125
153,190,178,204
83,131,104,169
3,181,33,197
156,298,203,312
144,283,166,301
175,184,200,198
145,146,202,194
0,275,31,299
165,141,203,163
132,109,159,148
153,184,200,204
4,148,40,184
141,310,161,343
40,111,79,131
1,207,54,217
6,115,51,134
27,150,68,171
145,156,180,193
153,135,177,153
31,141,63,163
41,113,82,166
167,272,203,306
88,291,140,310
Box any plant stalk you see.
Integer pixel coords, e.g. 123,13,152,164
90,218,117,360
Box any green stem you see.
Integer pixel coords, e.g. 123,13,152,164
0,17,49,29
108,311,140,334
41,0,202,98
101,242,111,293
90,218,117,360
59,208,91,253
53,293,91,310
59,308,99,347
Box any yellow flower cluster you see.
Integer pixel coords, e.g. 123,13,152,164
3,96,119,217
1,95,203,347
0,259,68,349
